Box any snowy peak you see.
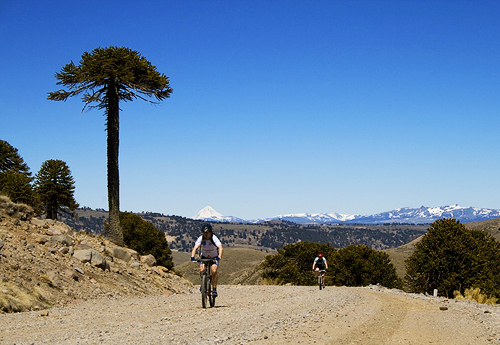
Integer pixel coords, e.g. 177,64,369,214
193,206,245,223
271,205,500,224
193,206,223,220
191,205,500,224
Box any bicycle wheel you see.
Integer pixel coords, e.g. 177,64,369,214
318,275,323,290
208,279,215,307
201,275,208,308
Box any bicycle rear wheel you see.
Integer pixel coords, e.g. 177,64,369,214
201,275,208,308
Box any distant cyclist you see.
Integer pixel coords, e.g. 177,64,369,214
191,223,223,297
312,253,328,279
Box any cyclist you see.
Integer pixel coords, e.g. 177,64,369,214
191,223,223,297
312,253,328,280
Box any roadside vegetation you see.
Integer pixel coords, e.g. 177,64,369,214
404,218,500,300
0,140,78,220
260,241,401,289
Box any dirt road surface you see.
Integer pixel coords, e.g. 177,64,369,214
1,285,499,345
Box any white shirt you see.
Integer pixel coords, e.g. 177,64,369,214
195,234,222,258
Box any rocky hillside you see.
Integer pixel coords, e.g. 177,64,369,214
0,197,192,313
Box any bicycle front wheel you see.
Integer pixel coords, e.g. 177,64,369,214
201,275,208,308
208,280,215,307
318,275,323,290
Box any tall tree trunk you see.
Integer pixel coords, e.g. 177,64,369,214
106,79,124,246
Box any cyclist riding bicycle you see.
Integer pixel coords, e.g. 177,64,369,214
312,253,328,279
191,223,223,297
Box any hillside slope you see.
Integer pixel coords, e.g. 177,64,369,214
0,198,192,313
174,247,269,285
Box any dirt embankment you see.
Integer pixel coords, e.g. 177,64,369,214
0,199,192,313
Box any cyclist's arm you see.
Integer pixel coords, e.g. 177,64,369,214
191,244,200,258
217,245,223,259
312,262,316,270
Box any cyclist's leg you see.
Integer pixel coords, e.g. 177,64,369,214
210,262,218,288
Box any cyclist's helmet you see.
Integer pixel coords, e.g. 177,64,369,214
318,253,323,258
202,223,213,233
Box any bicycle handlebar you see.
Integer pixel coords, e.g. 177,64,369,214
196,258,218,263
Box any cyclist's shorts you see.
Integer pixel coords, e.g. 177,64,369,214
201,257,219,267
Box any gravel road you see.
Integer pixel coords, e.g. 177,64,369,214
1,285,499,345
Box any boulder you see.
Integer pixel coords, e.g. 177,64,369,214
73,249,92,263
140,254,156,267
73,248,109,270
130,262,141,269
30,218,46,227
90,250,108,270
110,247,132,263
64,269,79,281
75,242,92,250
50,234,74,247
126,248,140,261
46,270,62,288
34,235,50,244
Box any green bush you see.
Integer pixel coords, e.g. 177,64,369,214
33,159,78,220
261,241,336,285
330,245,402,288
404,218,500,298
120,212,174,270
0,140,35,207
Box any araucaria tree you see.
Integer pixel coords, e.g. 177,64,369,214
405,218,500,298
0,140,35,206
34,159,79,220
48,47,173,245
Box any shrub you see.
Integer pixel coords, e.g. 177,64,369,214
453,287,498,305
261,241,336,286
330,245,402,288
119,212,174,270
405,218,500,298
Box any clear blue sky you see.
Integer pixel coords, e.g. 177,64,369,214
1,0,499,220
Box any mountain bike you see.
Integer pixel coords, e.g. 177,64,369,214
197,258,217,308
317,269,326,290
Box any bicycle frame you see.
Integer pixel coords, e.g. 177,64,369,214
197,258,217,308
317,269,326,290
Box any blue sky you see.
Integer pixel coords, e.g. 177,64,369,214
1,0,499,220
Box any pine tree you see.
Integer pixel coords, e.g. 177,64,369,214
34,159,79,220
0,140,35,206
404,218,500,298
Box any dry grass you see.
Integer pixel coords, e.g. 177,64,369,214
453,287,498,305
0,282,48,313
0,195,33,221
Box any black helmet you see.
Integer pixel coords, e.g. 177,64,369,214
202,223,213,233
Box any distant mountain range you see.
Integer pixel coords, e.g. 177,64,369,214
193,205,500,224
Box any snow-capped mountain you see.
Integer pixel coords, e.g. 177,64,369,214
192,205,500,224
351,205,500,224
192,206,245,223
